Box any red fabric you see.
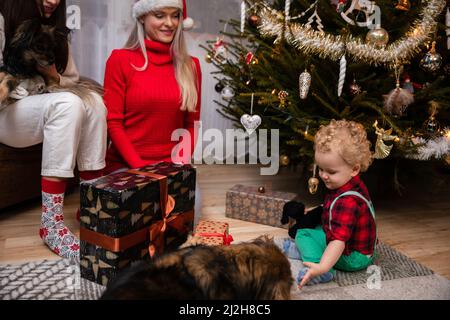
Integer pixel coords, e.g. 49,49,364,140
103,39,201,174
321,175,376,256
79,170,104,181
41,178,67,194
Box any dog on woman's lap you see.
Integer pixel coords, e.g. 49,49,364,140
100,236,294,300
0,18,101,106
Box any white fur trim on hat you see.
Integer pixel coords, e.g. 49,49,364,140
183,17,194,30
132,0,194,30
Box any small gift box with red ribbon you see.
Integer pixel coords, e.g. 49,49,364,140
79,162,196,286
191,220,233,246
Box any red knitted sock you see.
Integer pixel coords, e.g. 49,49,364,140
79,169,104,181
40,178,79,262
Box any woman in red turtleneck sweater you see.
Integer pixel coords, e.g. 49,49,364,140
103,0,201,174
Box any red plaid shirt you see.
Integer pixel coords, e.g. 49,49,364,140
322,175,377,256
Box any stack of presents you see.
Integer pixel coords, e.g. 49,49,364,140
79,162,296,286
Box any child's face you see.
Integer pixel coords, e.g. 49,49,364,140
314,149,360,190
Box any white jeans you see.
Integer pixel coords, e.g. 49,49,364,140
0,92,107,178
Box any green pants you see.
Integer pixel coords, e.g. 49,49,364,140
294,227,374,273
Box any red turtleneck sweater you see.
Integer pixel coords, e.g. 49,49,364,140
103,39,201,174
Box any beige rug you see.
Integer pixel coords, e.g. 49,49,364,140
1,242,449,300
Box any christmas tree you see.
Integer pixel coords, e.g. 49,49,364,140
203,0,450,175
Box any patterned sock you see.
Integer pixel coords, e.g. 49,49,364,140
282,238,302,260
297,267,334,286
77,170,104,222
39,178,80,262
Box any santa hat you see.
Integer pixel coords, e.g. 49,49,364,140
132,0,194,30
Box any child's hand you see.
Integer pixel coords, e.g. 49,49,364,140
298,262,327,288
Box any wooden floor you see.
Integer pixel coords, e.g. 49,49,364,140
1,164,449,280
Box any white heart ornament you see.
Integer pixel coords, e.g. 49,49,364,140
240,114,261,135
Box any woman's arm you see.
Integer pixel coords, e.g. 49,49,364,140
36,43,79,86
104,50,147,169
183,57,202,162
58,43,79,86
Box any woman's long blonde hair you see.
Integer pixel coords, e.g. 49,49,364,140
125,9,198,112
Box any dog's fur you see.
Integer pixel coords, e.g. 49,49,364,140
0,19,102,105
100,235,294,300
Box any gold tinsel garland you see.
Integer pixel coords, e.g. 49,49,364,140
257,0,446,67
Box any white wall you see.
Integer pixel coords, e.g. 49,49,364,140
68,0,245,160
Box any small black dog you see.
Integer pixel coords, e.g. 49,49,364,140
0,19,101,105
100,236,294,300
281,201,323,238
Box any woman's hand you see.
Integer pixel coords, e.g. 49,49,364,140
36,63,60,85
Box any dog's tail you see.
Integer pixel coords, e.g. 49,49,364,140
47,80,104,106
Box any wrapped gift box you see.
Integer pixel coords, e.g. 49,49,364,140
79,162,196,286
225,184,298,228
191,220,233,246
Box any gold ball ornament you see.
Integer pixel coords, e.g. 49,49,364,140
258,186,266,193
280,155,290,166
308,177,319,195
205,53,213,63
365,27,389,49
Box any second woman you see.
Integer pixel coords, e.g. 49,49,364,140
103,0,201,174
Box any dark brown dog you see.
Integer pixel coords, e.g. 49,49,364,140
100,235,293,300
0,18,102,105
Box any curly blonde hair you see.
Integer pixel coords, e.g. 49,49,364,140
314,119,373,172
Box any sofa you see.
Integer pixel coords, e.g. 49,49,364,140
0,143,42,210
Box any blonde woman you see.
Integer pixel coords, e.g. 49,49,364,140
103,0,201,174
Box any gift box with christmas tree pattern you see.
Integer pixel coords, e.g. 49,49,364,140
79,162,196,286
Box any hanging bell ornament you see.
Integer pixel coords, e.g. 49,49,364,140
349,79,362,96
221,85,235,101
308,177,319,195
215,82,225,93
280,155,290,166
308,164,319,195
420,41,443,73
248,14,261,28
299,70,311,99
365,26,389,49
395,0,411,11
